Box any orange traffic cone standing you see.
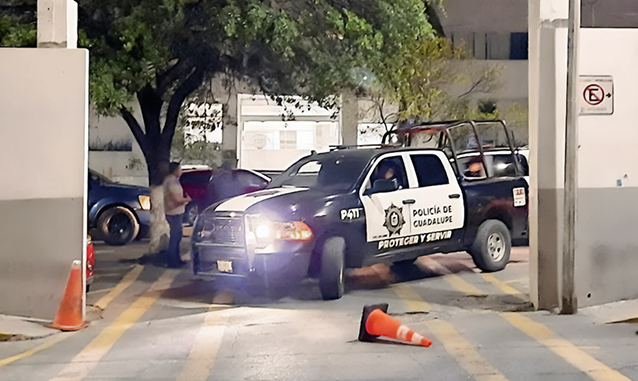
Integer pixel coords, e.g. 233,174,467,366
358,303,432,347
48,260,89,331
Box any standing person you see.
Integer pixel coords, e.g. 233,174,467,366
163,162,191,268
205,161,236,209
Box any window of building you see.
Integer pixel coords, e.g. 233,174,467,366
451,32,528,60
279,130,297,149
510,33,528,60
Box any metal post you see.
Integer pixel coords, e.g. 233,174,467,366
561,0,581,314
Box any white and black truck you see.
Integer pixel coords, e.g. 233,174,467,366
192,120,529,300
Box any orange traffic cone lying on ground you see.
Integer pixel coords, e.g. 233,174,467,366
358,303,432,347
48,260,89,331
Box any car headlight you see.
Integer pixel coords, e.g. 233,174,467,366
138,195,151,210
245,214,312,247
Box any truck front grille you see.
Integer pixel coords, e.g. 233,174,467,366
200,213,245,247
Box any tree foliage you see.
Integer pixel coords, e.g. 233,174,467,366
4,0,438,181
2,0,446,250
362,36,504,128
71,0,435,185
0,0,36,47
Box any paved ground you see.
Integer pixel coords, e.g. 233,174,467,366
1,238,638,381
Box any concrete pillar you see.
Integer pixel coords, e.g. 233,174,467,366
529,0,569,311
0,0,87,320
340,90,359,146
37,0,78,48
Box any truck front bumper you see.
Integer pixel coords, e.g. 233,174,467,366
192,242,312,289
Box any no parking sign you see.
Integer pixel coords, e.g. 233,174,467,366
579,76,613,115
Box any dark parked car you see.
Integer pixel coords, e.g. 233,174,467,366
88,170,151,246
180,168,270,225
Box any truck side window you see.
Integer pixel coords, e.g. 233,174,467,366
368,157,408,190
486,154,518,177
410,155,449,187
456,155,487,179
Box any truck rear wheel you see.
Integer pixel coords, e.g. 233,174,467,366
320,237,345,300
469,220,511,272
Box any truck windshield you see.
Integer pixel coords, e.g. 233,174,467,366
268,154,369,192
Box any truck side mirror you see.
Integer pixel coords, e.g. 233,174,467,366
365,178,399,196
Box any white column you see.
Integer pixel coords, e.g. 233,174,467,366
529,0,569,311
37,0,78,48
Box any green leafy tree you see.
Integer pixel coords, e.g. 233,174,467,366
77,0,435,187
3,0,440,250
0,1,36,47
362,36,503,132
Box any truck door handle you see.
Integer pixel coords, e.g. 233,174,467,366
402,199,416,205
448,193,460,199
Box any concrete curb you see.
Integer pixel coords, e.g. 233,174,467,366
0,315,59,341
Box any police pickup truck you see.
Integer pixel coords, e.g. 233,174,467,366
192,120,528,300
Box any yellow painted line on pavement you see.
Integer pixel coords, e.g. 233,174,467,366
502,313,631,381
0,265,144,368
49,269,179,381
176,308,229,381
392,284,431,312
445,274,486,297
482,274,527,301
393,284,508,381
93,264,144,310
420,257,485,296
428,319,509,381
0,332,75,368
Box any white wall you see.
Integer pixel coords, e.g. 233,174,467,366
578,30,638,188
575,29,638,307
439,0,528,34
89,104,148,185
238,95,340,170
0,48,88,319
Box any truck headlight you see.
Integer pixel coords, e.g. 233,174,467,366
138,195,151,210
254,224,272,241
246,215,312,247
274,221,313,241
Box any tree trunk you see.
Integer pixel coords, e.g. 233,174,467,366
145,142,171,254
121,88,173,255
120,68,207,255
141,94,173,254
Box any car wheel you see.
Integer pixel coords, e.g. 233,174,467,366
97,206,139,246
184,203,199,226
320,237,346,300
469,220,511,272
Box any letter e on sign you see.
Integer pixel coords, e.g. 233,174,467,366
513,187,526,207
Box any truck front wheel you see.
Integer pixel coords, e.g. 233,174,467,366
320,237,346,300
469,220,511,272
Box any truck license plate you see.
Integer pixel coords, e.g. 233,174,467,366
217,260,233,273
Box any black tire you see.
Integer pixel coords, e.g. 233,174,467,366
184,202,199,226
469,220,511,272
319,237,346,300
97,206,139,246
